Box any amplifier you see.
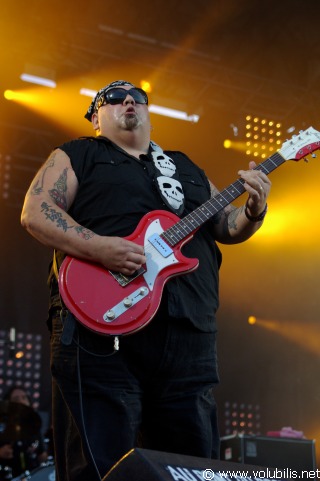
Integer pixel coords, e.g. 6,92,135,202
220,434,316,470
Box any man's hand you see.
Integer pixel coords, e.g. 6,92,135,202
238,160,271,216
98,237,146,275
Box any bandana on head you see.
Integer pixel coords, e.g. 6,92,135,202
84,80,135,121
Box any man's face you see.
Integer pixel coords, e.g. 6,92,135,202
10,388,30,406
93,85,150,134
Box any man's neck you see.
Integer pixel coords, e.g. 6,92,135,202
101,128,150,158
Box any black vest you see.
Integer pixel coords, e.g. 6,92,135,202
49,136,222,332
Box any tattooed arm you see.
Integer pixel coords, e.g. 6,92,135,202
21,149,146,275
208,160,271,244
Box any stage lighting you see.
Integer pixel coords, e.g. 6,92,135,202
248,316,257,325
149,104,199,123
223,401,262,436
0,329,43,409
79,88,97,98
140,80,152,93
245,115,282,159
20,74,56,88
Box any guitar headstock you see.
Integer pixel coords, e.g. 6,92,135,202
279,127,320,161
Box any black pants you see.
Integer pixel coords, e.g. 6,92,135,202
50,306,220,481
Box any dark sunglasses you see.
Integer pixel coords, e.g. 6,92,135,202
98,87,149,109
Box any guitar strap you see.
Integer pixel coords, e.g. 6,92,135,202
148,141,185,216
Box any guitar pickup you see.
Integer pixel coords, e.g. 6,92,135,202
148,233,173,258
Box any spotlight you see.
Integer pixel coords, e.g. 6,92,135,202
20,74,56,88
223,401,262,435
245,115,282,158
0,329,43,409
140,80,152,93
79,88,97,98
149,104,199,123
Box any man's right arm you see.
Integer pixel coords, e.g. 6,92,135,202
21,148,146,275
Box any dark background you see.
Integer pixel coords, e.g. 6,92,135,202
1,0,320,466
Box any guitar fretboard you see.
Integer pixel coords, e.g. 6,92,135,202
161,151,286,247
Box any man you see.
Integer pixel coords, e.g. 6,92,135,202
21,80,271,481
0,386,48,478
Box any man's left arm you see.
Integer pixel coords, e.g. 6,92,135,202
210,160,271,244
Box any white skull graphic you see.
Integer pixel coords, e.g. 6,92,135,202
151,152,176,177
157,176,184,211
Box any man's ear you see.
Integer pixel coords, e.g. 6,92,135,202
91,112,100,131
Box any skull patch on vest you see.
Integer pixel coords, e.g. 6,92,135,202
151,152,176,177
156,176,184,211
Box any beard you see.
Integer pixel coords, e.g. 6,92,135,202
122,113,142,130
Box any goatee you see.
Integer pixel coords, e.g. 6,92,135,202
123,114,140,130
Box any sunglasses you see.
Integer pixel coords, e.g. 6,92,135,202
97,87,149,109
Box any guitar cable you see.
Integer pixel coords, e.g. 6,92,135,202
76,341,102,481
61,308,120,356
56,263,121,477
75,332,120,480
73,334,120,357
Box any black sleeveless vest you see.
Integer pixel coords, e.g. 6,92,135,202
49,136,222,333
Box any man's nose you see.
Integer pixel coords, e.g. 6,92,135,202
123,94,135,105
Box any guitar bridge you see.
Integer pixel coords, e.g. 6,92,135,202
109,266,146,287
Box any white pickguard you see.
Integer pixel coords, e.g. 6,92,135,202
143,219,178,291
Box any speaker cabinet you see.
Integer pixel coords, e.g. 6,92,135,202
221,434,316,471
103,447,276,481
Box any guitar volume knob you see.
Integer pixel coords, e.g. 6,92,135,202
123,297,133,308
105,310,116,321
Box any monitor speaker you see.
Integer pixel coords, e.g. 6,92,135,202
102,447,277,481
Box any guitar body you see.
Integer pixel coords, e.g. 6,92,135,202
58,210,198,335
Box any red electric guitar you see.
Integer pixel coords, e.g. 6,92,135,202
58,127,320,336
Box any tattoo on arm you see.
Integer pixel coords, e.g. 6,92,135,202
210,183,219,199
48,168,68,210
31,154,56,195
75,227,95,240
41,202,72,232
227,207,240,231
41,202,95,239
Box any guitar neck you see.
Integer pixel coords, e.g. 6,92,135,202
162,151,286,247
